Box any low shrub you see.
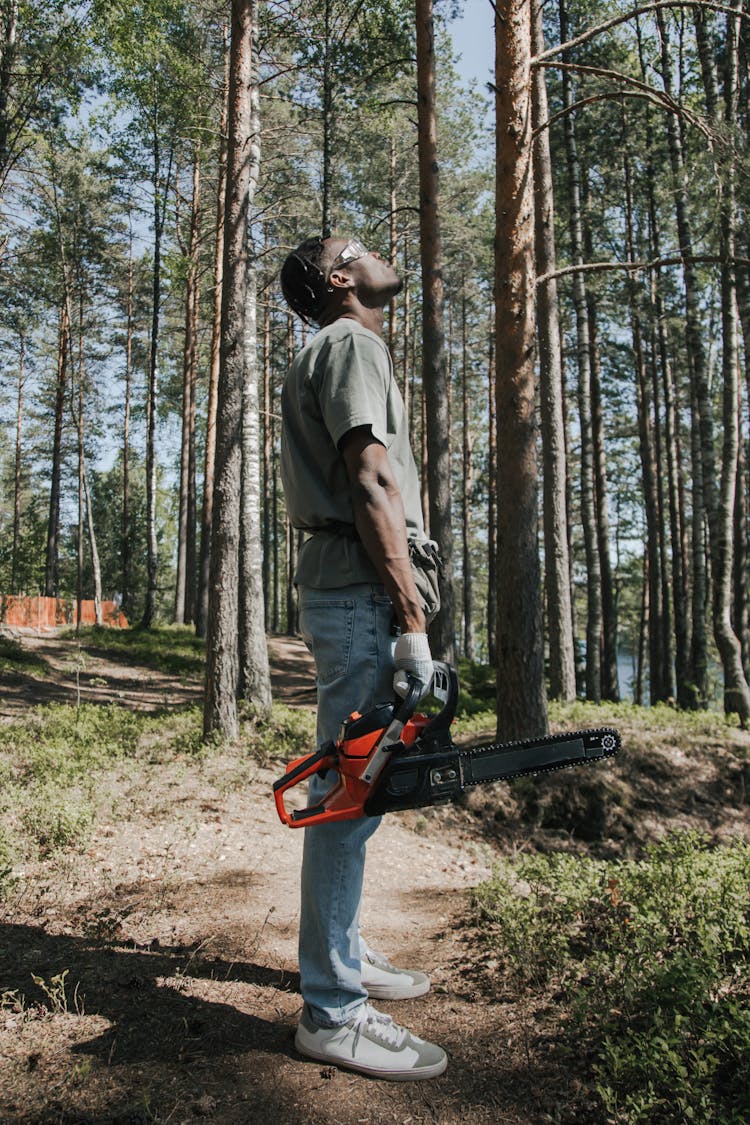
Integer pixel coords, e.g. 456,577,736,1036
473,832,750,1123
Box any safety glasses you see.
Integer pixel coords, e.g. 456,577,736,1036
328,238,368,274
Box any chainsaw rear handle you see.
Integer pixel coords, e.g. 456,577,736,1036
273,671,433,828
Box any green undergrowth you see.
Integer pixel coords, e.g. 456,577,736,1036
62,624,206,676
0,634,48,676
473,831,750,1124
0,696,315,900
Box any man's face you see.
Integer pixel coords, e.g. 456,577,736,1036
325,237,403,307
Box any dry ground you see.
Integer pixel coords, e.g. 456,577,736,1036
1,631,749,1124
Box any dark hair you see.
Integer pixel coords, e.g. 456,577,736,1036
280,236,329,325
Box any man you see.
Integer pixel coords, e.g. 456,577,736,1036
279,234,446,1080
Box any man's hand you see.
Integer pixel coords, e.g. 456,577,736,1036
393,632,434,699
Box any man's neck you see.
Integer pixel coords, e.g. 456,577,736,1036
322,303,385,338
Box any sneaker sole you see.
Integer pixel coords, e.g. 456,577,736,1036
364,978,431,1001
294,1034,448,1081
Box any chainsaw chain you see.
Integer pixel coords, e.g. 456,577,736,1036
459,728,620,787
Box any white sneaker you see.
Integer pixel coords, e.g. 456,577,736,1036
295,1003,447,1081
360,947,430,1000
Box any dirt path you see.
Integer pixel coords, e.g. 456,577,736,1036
1,633,545,1124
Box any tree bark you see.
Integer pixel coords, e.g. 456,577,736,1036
238,14,271,712
531,0,576,700
416,0,455,663
487,303,498,665
121,236,134,620
204,0,252,739
559,0,601,702
11,331,24,594
494,0,548,739
712,0,750,724
45,301,68,598
197,29,229,639
460,286,475,661
175,145,201,625
655,9,713,706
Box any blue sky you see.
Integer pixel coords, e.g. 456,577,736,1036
449,1,495,90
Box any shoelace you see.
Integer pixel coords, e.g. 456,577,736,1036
351,1004,408,1049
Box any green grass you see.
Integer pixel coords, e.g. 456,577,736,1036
473,832,750,1124
62,624,206,676
0,692,315,889
0,634,49,677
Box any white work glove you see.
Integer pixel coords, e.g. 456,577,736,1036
393,633,434,700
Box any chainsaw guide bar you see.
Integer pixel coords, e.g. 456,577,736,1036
273,662,621,828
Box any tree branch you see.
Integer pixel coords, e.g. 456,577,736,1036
533,60,713,139
537,254,750,284
532,1,750,64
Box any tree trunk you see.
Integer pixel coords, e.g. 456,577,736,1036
559,0,601,702
486,303,498,665
655,10,713,706
122,236,134,620
712,0,750,724
83,467,103,627
141,120,170,628
531,0,575,700
582,180,619,702
45,301,68,598
204,0,265,738
460,286,475,660
415,0,455,662
494,0,548,739
238,13,271,711
175,145,202,625
11,331,24,594
262,288,272,629
196,30,229,639
239,256,272,710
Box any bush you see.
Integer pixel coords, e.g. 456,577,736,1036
473,832,750,1123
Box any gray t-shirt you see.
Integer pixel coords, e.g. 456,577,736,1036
280,318,424,589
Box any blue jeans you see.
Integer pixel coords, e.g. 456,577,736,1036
297,583,396,1027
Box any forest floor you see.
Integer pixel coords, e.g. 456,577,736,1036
1,629,749,1124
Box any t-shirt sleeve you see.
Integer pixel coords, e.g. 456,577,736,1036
312,330,391,449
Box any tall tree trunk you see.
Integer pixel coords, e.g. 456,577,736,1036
559,0,601,701
262,288,272,628
197,31,229,639
122,236,134,621
175,145,202,625
205,0,269,738
712,0,750,724
238,11,271,711
494,0,548,739
460,286,475,660
655,10,714,706
582,176,619,701
487,303,498,665
142,120,173,628
284,309,298,635
416,0,455,662
83,467,103,627
531,0,575,699
11,331,24,594
45,301,68,598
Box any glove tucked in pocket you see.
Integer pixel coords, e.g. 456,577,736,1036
408,538,442,626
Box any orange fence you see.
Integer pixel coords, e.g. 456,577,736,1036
0,595,128,630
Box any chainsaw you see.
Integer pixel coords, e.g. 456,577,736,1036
273,662,620,828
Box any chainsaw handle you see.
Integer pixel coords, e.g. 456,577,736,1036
272,744,338,827
394,674,425,724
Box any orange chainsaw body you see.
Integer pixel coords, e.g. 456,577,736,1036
273,708,430,827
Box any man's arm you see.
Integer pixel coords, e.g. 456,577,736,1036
339,425,425,635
